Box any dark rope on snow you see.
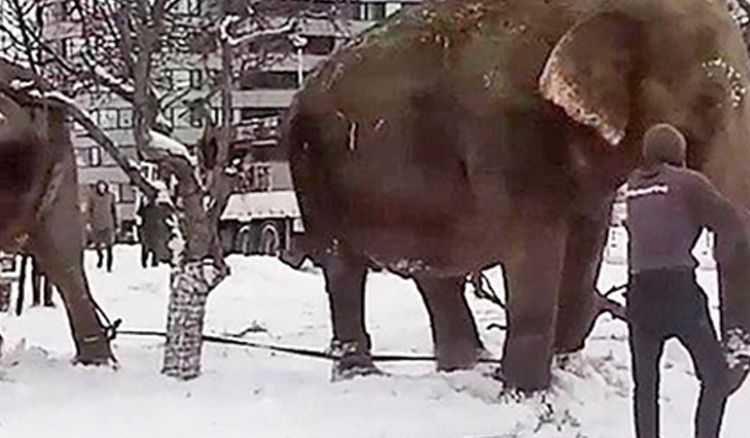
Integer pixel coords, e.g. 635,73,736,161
469,271,506,310
486,323,507,331
85,273,627,366
117,329,505,364
91,297,122,342
603,283,628,299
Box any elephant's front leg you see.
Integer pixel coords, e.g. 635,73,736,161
554,211,611,353
320,244,378,379
414,276,485,371
502,219,567,391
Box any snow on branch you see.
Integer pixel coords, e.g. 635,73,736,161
219,15,299,48
91,64,136,97
145,130,199,167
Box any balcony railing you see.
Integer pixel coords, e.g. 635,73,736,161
234,115,281,147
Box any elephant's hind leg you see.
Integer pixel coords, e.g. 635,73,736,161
502,219,567,391
31,163,112,364
321,244,378,379
414,276,485,371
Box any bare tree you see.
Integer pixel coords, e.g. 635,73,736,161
1,0,352,379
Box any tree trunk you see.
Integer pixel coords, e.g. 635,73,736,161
162,261,222,379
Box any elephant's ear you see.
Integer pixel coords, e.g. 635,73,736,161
540,12,640,146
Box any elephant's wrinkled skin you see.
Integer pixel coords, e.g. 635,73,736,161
0,65,112,364
285,0,750,390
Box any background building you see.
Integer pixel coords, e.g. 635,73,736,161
41,0,417,244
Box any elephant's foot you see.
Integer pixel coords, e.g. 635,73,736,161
554,291,626,354
414,275,485,372
436,341,486,372
433,312,486,372
329,339,383,381
554,312,598,354
502,333,553,391
73,335,115,366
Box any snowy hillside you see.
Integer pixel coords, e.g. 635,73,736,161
1,246,749,437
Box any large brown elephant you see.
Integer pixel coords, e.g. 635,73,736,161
0,63,113,364
284,0,750,390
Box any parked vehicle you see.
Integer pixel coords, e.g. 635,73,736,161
219,190,304,256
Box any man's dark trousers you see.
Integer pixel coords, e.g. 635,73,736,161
628,268,730,438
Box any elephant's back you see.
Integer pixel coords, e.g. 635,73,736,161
308,0,598,113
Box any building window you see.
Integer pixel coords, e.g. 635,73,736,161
305,36,335,56
74,147,89,167
210,108,224,124
75,147,104,168
170,69,191,88
119,184,137,204
177,0,202,16
91,108,134,129
98,109,118,129
254,164,272,191
238,107,282,122
237,163,273,192
189,69,203,89
60,37,84,58
357,2,387,21
91,147,102,167
118,108,133,128
59,39,70,58
239,72,298,90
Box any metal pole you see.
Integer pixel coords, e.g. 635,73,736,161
290,35,308,88
297,46,304,87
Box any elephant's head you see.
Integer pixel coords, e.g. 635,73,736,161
541,0,750,202
541,0,750,370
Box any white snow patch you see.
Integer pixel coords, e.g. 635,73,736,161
0,247,748,437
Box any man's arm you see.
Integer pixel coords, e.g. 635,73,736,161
687,172,750,394
688,172,743,261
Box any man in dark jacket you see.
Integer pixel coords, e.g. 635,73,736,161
136,198,170,268
87,180,117,272
625,123,744,438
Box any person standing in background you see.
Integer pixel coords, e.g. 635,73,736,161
88,180,117,272
136,197,170,268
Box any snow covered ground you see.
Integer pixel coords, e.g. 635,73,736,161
1,246,749,437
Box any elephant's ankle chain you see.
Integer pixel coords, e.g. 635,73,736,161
328,339,368,358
